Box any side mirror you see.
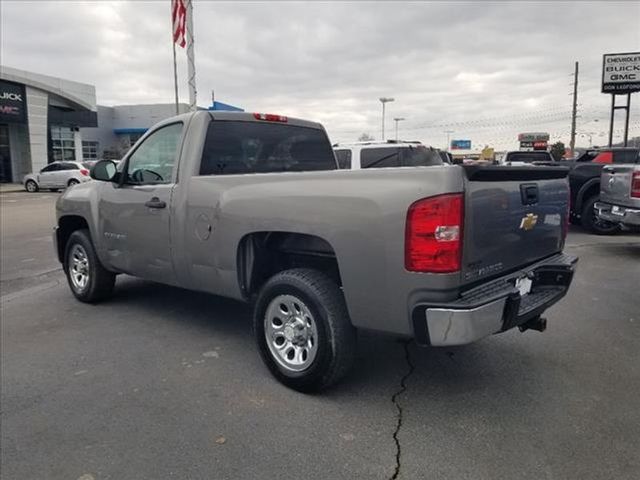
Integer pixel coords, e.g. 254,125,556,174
90,160,118,182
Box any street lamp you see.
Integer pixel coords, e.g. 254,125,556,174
393,117,405,141
379,97,395,140
444,130,454,151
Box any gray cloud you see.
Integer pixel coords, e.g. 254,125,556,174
1,0,639,149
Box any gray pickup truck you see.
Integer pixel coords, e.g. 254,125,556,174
595,164,640,228
54,111,577,391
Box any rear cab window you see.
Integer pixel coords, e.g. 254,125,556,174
505,152,553,163
360,146,443,169
199,121,337,175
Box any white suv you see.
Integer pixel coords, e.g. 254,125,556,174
333,140,443,170
23,161,92,192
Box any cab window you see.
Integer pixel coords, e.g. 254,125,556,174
125,123,183,184
40,163,60,173
334,150,352,169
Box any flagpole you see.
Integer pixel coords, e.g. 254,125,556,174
186,0,197,111
172,38,179,115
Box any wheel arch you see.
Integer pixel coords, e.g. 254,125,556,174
56,215,90,263
236,231,342,299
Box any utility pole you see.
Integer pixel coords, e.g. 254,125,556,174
393,117,405,141
570,61,578,154
379,97,394,140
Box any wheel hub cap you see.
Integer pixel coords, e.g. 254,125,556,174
264,294,319,372
69,244,90,291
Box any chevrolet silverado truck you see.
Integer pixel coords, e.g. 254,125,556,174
595,164,640,228
54,111,577,391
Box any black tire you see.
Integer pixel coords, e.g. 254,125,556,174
581,195,620,235
49,189,59,192
25,180,38,192
64,229,116,302
67,179,80,187
253,269,357,392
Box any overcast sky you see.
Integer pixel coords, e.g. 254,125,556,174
1,1,639,149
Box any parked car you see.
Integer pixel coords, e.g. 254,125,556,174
594,164,640,230
24,161,92,192
566,147,640,234
500,150,555,166
54,111,577,391
333,140,443,170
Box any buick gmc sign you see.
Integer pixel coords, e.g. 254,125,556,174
0,80,27,123
602,52,640,94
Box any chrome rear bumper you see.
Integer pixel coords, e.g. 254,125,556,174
412,253,578,346
595,202,640,226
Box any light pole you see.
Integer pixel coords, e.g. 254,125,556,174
393,117,405,141
444,130,454,151
379,97,394,140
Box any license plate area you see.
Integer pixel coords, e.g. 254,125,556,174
515,276,533,296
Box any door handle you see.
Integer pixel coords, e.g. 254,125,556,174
145,197,166,209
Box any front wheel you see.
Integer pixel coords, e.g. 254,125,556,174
25,180,38,192
253,269,357,392
581,196,620,235
64,229,116,302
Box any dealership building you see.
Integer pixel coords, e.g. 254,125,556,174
0,65,241,183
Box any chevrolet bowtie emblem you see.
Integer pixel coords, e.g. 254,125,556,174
520,213,538,231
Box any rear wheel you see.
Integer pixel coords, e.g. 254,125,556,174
64,229,115,302
581,195,620,235
67,179,80,187
25,180,38,192
253,269,356,392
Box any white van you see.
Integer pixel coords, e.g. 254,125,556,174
333,140,444,170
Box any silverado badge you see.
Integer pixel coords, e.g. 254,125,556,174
519,213,538,231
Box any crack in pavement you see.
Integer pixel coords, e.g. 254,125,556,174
390,340,415,480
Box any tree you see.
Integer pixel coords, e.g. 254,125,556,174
358,133,375,142
550,141,566,161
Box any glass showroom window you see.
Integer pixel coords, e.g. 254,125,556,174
82,141,99,160
51,126,76,162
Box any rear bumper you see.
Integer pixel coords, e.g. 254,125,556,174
594,201,640,226
411,253,578,346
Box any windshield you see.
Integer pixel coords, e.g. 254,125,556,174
506,152,552,163
199,121,336,175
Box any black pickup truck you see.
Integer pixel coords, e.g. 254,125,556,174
567,147,640,234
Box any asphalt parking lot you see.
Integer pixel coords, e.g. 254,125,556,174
1,191,639,480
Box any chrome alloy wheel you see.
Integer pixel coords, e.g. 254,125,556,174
264,294,319,372
69,244,90,291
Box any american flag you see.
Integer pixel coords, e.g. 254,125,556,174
172,0,187,48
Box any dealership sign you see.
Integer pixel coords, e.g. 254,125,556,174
451,139,471,150
518,132,549,143
602,52,640,94
0,80,27,123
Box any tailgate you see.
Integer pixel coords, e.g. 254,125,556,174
600,165,639,208
461,166,569,285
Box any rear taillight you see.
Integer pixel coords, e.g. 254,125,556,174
405,193,463,273
80,169,89,176
253,113,288,122
631,171,640,198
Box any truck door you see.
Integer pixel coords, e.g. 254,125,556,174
98,122,183,285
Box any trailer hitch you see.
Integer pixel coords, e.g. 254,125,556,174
518,316,547,333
